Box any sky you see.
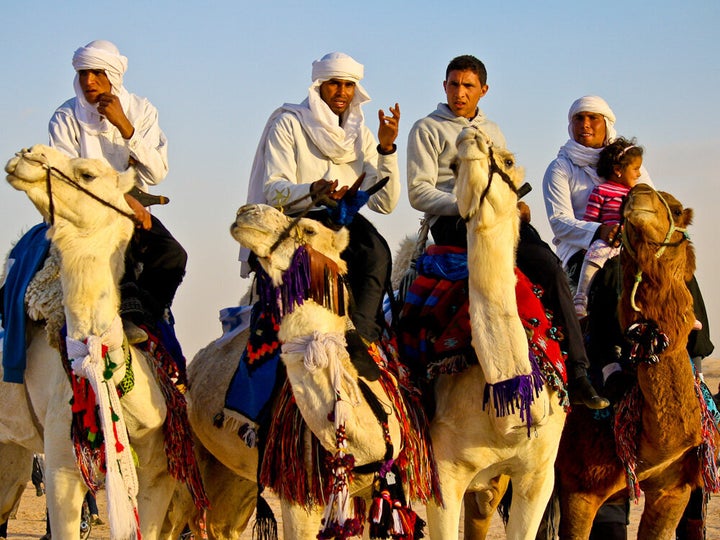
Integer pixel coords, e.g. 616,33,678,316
1,1,718,360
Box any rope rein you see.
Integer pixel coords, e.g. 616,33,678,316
20,151,139,226
622,189,690,312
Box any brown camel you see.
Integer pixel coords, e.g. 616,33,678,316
556,184,719,539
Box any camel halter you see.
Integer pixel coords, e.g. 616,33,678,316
19,151,138,226
621,188,690,312
462,146,528,222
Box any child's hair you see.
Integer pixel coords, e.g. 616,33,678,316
597,137,644,180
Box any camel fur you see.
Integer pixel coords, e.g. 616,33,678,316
556,184,719,539
1,145,178,540
181,204,424,539
422,127,567,539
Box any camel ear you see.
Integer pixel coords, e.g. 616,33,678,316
117,169,137,194
334,228,350,253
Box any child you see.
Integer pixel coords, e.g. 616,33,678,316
574,137,643,317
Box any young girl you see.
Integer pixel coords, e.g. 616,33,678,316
574,137,643,317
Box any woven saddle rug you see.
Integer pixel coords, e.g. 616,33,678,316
398,245,570,411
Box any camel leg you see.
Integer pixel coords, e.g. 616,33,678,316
0,443,32,523
281,501,323,539
638,485,692,540
125,350,177,537
426,461,469,539
558,490,605,540
504,467,556,540
44,464,85,540
42,378,86,540
203,459,257,540
463,475,510,539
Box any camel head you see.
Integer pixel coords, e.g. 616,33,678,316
5,144,136,232
622,184,696,281
454,126,525,226
232,203,349,285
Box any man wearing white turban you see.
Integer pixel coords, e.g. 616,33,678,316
244,51,401,379
49,40,186,339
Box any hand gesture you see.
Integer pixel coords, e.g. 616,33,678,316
310,179,348,201
378,103,400,153
97,93,135,139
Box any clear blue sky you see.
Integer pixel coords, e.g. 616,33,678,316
1,1,718,359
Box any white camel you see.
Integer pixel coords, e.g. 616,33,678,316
421,127,567,539
182,203,437,539
1,145,183,539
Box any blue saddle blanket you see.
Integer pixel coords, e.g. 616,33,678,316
1,223,51,383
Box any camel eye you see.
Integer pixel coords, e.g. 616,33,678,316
504,158,514,168
77,169,97,181
300,225,317,237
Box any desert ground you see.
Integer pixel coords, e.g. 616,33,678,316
5,358,720,539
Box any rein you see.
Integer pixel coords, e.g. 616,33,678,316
463,146,520,222
267,183,336,255
21,152,138,226
622,189,690,312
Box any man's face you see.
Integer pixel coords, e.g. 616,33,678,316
319,78,356,116
571,112,607,148
443,69,488,119
78,69,112,104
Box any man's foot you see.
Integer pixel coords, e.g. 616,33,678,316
90,514,103,526
568,375,610,409
123,319,148,344
345,329,380,381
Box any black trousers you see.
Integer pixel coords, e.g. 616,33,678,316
123,215,187,320
339,214,391,343
308,211,391,343
430,216,590,379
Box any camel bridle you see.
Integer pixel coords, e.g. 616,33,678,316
462,145,521,222
621,187,690,312
19,151,138,226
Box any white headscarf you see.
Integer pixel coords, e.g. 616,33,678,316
566,95,617,143
71,40,130,136
241,52,371,275
558,95,617,178
298,52,371,163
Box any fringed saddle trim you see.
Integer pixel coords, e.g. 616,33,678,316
482,352,545,437
255,245,346,320
614,374,720,501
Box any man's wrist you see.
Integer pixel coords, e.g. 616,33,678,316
377,143,397,155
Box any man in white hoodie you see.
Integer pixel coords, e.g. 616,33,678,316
407,54,608,409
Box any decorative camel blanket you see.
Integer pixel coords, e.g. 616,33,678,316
259,335,440,538
1,223,51,383
63,323,209,511
218,245,349,445
398,245,569,409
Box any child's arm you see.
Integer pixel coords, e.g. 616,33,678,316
583,189,604,223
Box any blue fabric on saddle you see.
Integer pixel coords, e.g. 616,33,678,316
222,300,282,431
1,223,51,383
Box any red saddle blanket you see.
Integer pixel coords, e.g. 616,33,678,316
398,248,568,399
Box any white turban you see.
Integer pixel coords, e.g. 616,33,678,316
70,40,130,136
72,40,128,91
296,52,371,164
567,95,617,143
